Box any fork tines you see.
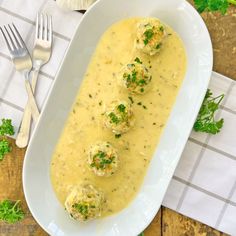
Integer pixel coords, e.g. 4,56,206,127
36,13,52,42
0,23,26,51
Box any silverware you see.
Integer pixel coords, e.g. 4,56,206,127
16,13,53,148
0,24,40,122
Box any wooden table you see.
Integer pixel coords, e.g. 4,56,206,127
0,2,235,235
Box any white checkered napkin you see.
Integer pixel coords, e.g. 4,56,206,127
163,73,236,236
0,1,236,235
0,0,82,136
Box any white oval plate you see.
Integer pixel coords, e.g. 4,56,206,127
23,0,212,235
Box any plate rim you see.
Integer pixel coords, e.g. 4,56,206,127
22,0,213,235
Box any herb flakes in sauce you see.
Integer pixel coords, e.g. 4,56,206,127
115,134,122,139
134,57,142,64
128,96,134,104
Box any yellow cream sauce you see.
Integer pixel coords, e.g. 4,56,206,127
51,17,187,217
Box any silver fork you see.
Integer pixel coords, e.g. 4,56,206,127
0,24,40,122
16,13,53,148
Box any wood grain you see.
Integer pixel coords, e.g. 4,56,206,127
0,2,236,236
0,138,47,236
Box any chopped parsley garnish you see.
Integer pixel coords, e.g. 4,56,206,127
143,28,154,45
73,203,89,216
138,79,147,85
108,112,120,124
131,70,137,82
134,57,142,64
95,151,106,159
91,151,115,169
115,134,121,139
156,43,162,49
0,200,24,223
159,26,164,32
127,63,135,68
137,102,142,106
99,156,114,168
140,88,145,93
117,104,126,113
194,89,224,134
128,96,134,104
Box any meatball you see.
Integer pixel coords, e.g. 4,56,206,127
104,100,134,134
65,184,104,221
136,18,166,56
88,141,118,177
118,58,152,94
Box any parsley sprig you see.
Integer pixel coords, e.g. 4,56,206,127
194,89,224,134
194,0,236,14
91,151,115,170
0,119,14,136
0,119,15,161
0,139,11,161
0,119,14,161
0,200,24,223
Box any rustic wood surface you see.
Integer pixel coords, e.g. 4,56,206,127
0,2,235,236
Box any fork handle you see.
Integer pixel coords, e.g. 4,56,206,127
25,79,40,121
16,70,39,148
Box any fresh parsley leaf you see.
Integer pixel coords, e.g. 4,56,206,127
0,119,14,136
0,139,11,161
193,89,224,134
194,0,209,12
193,0,236,14
0,200,24,223
208,0,229,13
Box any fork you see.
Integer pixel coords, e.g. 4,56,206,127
0,24,40,122
16,13,53,148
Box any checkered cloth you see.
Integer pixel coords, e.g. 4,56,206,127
0,1,235,235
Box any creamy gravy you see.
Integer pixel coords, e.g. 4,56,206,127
51,18,187,217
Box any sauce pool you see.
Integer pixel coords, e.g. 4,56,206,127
50,17,187,217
